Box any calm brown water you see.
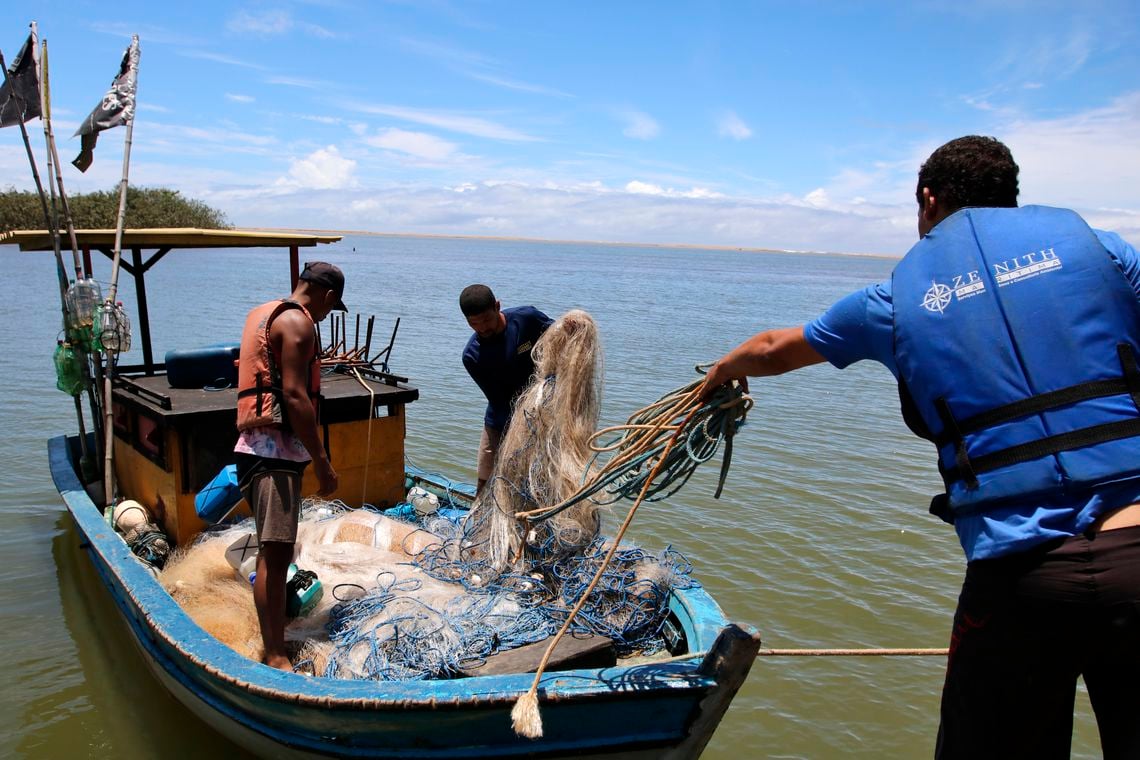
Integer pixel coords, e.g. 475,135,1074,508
0,235,1102,758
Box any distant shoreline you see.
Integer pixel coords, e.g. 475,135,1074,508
242,227,901,260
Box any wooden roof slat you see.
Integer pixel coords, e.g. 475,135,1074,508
0,228,342,251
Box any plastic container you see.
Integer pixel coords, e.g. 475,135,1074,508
409,486,439,515
285,564,323,617
93,301,131,353
54,341,86,396
224,532,259,569
239,555,258,583
194,464,242,523
246,563,324,618
65,278,101,331
166,343,241,389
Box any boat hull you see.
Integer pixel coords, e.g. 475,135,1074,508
51,434,760,758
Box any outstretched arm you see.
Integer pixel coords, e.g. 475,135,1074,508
699,326,826,398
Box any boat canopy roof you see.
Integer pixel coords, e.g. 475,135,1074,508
0,228,341,251
2,227,344,375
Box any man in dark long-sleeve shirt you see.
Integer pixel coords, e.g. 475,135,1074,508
459,284,553,494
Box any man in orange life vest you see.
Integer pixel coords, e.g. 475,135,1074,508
234,261,344,670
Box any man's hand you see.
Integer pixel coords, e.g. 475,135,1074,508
699,326,824,401
700,359,749,401
314,458,339,496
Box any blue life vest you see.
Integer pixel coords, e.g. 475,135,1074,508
892,205,1140,521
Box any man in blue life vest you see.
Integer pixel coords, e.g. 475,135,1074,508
234,261,344,670
460,284,553,494
701,136,1140,759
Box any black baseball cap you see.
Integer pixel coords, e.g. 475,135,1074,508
299,261,347,311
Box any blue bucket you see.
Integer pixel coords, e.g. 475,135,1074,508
195,464,242,523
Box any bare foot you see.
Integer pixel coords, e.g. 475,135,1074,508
264,654,293,671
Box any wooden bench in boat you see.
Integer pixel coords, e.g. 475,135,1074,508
456,633,618,677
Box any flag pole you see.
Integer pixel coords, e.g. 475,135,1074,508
34,31,65,290
2,26,93,471
39,32,95,474
101,33,140,509
40,38,83,279
0,35,65,298
104,36,138,305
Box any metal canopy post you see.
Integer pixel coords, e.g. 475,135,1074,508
95,245,170,374
131,247,155,373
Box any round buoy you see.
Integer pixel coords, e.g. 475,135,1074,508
112,500,150,533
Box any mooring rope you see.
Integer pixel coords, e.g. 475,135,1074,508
349,366,376,506
758,647,948,657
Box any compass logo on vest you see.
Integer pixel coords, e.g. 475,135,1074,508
921,280,954,313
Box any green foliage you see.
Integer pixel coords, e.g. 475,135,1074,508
0,185,230,233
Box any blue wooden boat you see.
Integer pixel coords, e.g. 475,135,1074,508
16,229,761,758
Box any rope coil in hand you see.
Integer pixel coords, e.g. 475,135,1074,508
516,372,752,523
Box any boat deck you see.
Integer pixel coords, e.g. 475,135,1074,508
112,370,419,423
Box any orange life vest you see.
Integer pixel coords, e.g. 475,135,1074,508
236,299,321,431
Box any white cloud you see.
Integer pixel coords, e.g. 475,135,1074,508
8,86,1136,258
399,36,572,98
398,36,493,69
1001,91,1140,211
626,180,664,195
996,28,1091,82
90,21,204,46
277,146,357,190
619,110,660,140
365,128,457,160
226,9,334,38
179,50,267,70
625,180,723,199
465,71,573,98
228,9,293,35
144,122,276,148
266,181,906,252
790,91,1140,245
300,22,336,39
226,93,255,103
804,188,829,207
717,111,753,140
265,75,331,90
348,103,540,142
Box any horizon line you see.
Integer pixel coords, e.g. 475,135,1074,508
243,226,901,260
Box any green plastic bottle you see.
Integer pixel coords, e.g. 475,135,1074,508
54,341,86,396
93,300,132,354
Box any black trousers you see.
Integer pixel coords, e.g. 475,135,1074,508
936,525,1140,759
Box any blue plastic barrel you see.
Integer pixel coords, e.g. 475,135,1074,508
165,343,240,389
195,464,242,523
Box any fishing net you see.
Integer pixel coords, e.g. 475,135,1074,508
159,309,701,679
457,309,605,573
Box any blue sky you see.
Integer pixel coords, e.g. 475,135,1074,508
2,1,1138,253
